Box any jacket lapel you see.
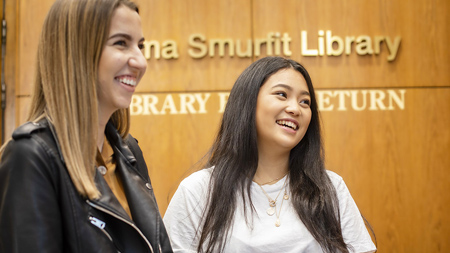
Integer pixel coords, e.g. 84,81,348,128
92,169,132,222
105,122,163,251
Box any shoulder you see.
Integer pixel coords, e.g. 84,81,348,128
179,167,213,189
325,171,377,252
0,120,61,195
325,170,354,201
3,120,58,161
326,170,345,188
326,170,359,213
164,168,212,221
12,121,47,140
171,167,213,202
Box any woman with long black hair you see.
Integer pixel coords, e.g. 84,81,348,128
163,56,376,253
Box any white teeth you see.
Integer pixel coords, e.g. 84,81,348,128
116,77,137,87
276,120,298,130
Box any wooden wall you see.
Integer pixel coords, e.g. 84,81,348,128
2,0,449,252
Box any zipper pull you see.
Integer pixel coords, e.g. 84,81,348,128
89,216,106,229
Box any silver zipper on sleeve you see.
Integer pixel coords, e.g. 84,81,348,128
87,200,154,253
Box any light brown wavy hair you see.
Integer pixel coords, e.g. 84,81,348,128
27,0,139,199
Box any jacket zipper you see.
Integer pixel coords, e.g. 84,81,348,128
89,216,112,241
89,216,122,253
87,200,154,253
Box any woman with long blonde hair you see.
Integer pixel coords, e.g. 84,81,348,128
0,0,172,252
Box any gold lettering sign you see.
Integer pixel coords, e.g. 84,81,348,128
130,89,406,115
142,31,401,62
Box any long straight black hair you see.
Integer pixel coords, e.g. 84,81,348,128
197,56,349,253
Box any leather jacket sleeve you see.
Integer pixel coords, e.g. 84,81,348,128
0,134,63,252
1,121,174,253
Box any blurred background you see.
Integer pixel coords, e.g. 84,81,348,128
1,0,449,252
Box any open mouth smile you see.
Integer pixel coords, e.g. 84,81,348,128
276,120,299,130
115,76,137,87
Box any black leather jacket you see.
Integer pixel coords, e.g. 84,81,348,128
0,119,173,253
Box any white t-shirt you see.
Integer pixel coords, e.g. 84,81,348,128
163,168,376,253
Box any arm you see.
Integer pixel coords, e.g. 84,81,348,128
0,137,63,253
330,172,377,253
163,170,210,253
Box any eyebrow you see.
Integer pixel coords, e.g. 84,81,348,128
108,33,145,43
272,84,310,96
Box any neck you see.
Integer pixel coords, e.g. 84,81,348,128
254,149,290,185
98,110,112,152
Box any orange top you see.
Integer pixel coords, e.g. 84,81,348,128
96,138,132,219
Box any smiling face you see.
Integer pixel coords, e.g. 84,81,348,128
97,5,147,119
255,68,312,154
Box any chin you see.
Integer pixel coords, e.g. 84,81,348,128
275,142,299,152
117,99,133,109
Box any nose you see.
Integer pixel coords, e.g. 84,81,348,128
128,47,147,73
285,99,300,116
